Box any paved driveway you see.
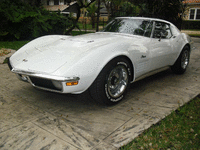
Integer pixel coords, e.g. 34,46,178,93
0,38,200,150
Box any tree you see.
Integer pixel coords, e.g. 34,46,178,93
96,0,101,31
65,0,96,34
0,0,71,40
115,1,140,17
102,0,125,19
20,0,42,6
132,0,185,29
87,1,97,29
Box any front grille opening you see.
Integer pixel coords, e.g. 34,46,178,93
29,77,61,91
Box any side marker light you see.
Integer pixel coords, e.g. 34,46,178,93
66,81,78,86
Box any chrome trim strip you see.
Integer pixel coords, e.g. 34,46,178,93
133,66,170,83
11,68,80,82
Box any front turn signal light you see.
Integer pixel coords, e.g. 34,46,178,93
66,81,78,86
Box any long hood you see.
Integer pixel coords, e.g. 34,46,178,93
10,33,141,74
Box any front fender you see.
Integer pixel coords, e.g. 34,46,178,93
54,42,133,93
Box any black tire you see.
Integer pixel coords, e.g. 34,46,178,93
89,57,132,105
171,46,190,74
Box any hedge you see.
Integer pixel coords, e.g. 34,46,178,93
181,20,200,30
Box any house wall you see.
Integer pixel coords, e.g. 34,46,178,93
183,4,200,20
183,0,200,20
41,0,70,6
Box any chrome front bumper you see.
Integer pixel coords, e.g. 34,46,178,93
8,58,80,93
11,68,80,82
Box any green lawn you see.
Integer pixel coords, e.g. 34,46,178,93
121,95,200,150
77,23,94,30
0,32,94,50
0,41,29,50
77,23,105,31
188,34,200,37
71,31,94,36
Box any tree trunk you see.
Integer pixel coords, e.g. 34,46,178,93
96,0,100,32
66,6,81,35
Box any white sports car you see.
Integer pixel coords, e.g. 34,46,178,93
8,17,192,105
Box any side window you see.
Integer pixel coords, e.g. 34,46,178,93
144,21,153,37
133,20,153,37
153,22,172,39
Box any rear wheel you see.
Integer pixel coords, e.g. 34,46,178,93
89,57,132,105
171,46,190,74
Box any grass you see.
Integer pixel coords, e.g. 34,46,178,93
188,34,200,37
0,31,93,50
77,23,105,31
71,30,94,36
182,29,200,31
0,41,29,50
121,95,200,150
77,23,94,30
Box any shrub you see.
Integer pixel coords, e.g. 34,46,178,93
181,20,200,30
0,0,72,41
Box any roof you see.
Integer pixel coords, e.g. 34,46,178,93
182,0,200,4
43,5,68,11
43,1,78,12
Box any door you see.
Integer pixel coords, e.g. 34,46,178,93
149,21,174,71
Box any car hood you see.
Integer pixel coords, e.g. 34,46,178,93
10,33,141,74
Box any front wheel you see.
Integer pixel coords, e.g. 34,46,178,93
89,57,132,105
171,46,190,74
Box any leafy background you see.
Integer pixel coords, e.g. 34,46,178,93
0,0,72,41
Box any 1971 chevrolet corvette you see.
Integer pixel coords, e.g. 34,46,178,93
8,17,193,105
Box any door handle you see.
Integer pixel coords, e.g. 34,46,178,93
141,55,146,58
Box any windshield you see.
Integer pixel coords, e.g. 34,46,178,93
102,18,153,37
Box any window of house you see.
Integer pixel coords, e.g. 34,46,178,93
189,8,200,20
47,0,54,5
196,9,200,19
60,0,64,5
189,9,195,19
54,0,59,5
64,0,69,4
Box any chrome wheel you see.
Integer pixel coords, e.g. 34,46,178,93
89,57,132,105
181,50,189,69
171,46,190,74
107,65,128,100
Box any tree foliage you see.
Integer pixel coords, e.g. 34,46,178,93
0,0,72,41
87,1,97,29
102,0,185,28
115,1,140,17
132,0,185,28
65,0,96,34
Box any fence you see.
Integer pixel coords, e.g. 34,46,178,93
77,17,109,32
